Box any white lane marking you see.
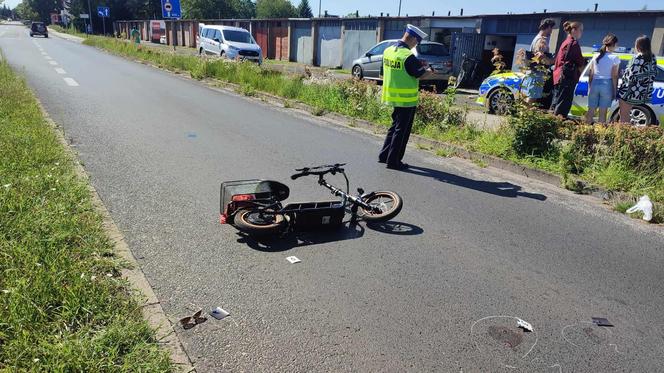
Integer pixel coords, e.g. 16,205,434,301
44,56,52,60
0,31,6,38
63,77,79,87
54,68,66,74
40,51,47,55
48,61,58,66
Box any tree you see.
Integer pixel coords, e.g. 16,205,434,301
14,1,40,21
182,0,254,19
255,0,295,19
297,0,312,18
232,0,255,18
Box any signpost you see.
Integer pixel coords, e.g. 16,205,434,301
97,6,110,35
161,0,181,50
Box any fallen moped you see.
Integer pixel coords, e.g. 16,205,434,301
219,164,402,236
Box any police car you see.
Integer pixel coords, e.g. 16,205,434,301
476,53,664,126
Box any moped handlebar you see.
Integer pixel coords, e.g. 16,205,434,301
291,164,346,180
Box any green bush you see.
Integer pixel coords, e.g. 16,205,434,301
507,102,561,156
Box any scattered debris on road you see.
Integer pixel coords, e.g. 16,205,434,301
286,256,301,264
591,317,614,327
210,307,230,320
516,318,533,332
180,309,207,330
626,195,653,222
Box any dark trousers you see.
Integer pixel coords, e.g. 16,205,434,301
379,106,416,166
550,78,576,118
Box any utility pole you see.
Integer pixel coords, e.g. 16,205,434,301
318,0,321,17
398,0,402,17
87,0,93,33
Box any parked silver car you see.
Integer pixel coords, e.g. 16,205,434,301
198,25,263,65
351,40,453,90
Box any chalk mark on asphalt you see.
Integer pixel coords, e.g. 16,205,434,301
470,315,539,360
63,77,79,87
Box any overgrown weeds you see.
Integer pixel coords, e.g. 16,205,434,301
0,57,171,370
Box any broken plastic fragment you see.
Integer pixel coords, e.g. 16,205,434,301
592,317,614,327
210,307,230,320
517,318,533,332
286,256,301,264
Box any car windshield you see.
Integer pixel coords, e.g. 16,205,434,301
223,30,253,44
417,43,448,56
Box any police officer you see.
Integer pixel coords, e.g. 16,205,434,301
378,24,435,170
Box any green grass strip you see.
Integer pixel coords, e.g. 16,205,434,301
0,57,172,370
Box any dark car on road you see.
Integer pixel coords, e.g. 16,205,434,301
351,40,453,91
30,22,48,38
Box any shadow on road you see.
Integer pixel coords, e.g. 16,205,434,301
237,219,424,252
403,165,547,201
365,221,424,236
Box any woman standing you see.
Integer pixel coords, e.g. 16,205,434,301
617,36,658,124
585,34,620,124
550,21,586,118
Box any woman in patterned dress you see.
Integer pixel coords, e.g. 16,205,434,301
617,36,658,124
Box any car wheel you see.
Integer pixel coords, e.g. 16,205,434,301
30,33,33,37
352,65,363,80
487,88,514,115
199,47,204,55
44,34,48,38
610,105,654,127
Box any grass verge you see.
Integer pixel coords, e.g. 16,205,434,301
0,56,172,370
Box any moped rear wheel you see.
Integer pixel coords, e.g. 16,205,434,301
234,208,286,236
359,191,403,222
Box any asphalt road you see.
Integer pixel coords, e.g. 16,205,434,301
2,23,664,372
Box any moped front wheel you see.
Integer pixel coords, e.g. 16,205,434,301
234,208,286,236
359,191,403,222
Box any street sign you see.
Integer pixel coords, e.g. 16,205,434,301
161,0,181,19
97,6,110,18
79,13,89,19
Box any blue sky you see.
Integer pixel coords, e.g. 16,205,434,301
301,0,661,17
3,0,661,15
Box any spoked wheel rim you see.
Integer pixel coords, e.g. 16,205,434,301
630,107,649,127
244,210,279,226
352,65,362,79
359,191,403,222
489,89,514,115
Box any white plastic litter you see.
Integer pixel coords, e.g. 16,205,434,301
517,318,533,332
210,307,230,320
626,195,653,222
286,256,301,264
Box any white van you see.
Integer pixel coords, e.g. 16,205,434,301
198,25,263,65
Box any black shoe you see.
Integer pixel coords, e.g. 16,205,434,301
386,162,409,170
378,159,386,164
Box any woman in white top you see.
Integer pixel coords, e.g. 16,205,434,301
585,34,620,124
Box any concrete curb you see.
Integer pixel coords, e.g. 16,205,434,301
49,29,85,43
35,94,195,372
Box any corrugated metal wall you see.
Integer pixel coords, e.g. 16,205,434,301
270,21,289,60
342,20,378,70
452,33,485,74
316,20,342,67
291,21,313,64
252,21,269,58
